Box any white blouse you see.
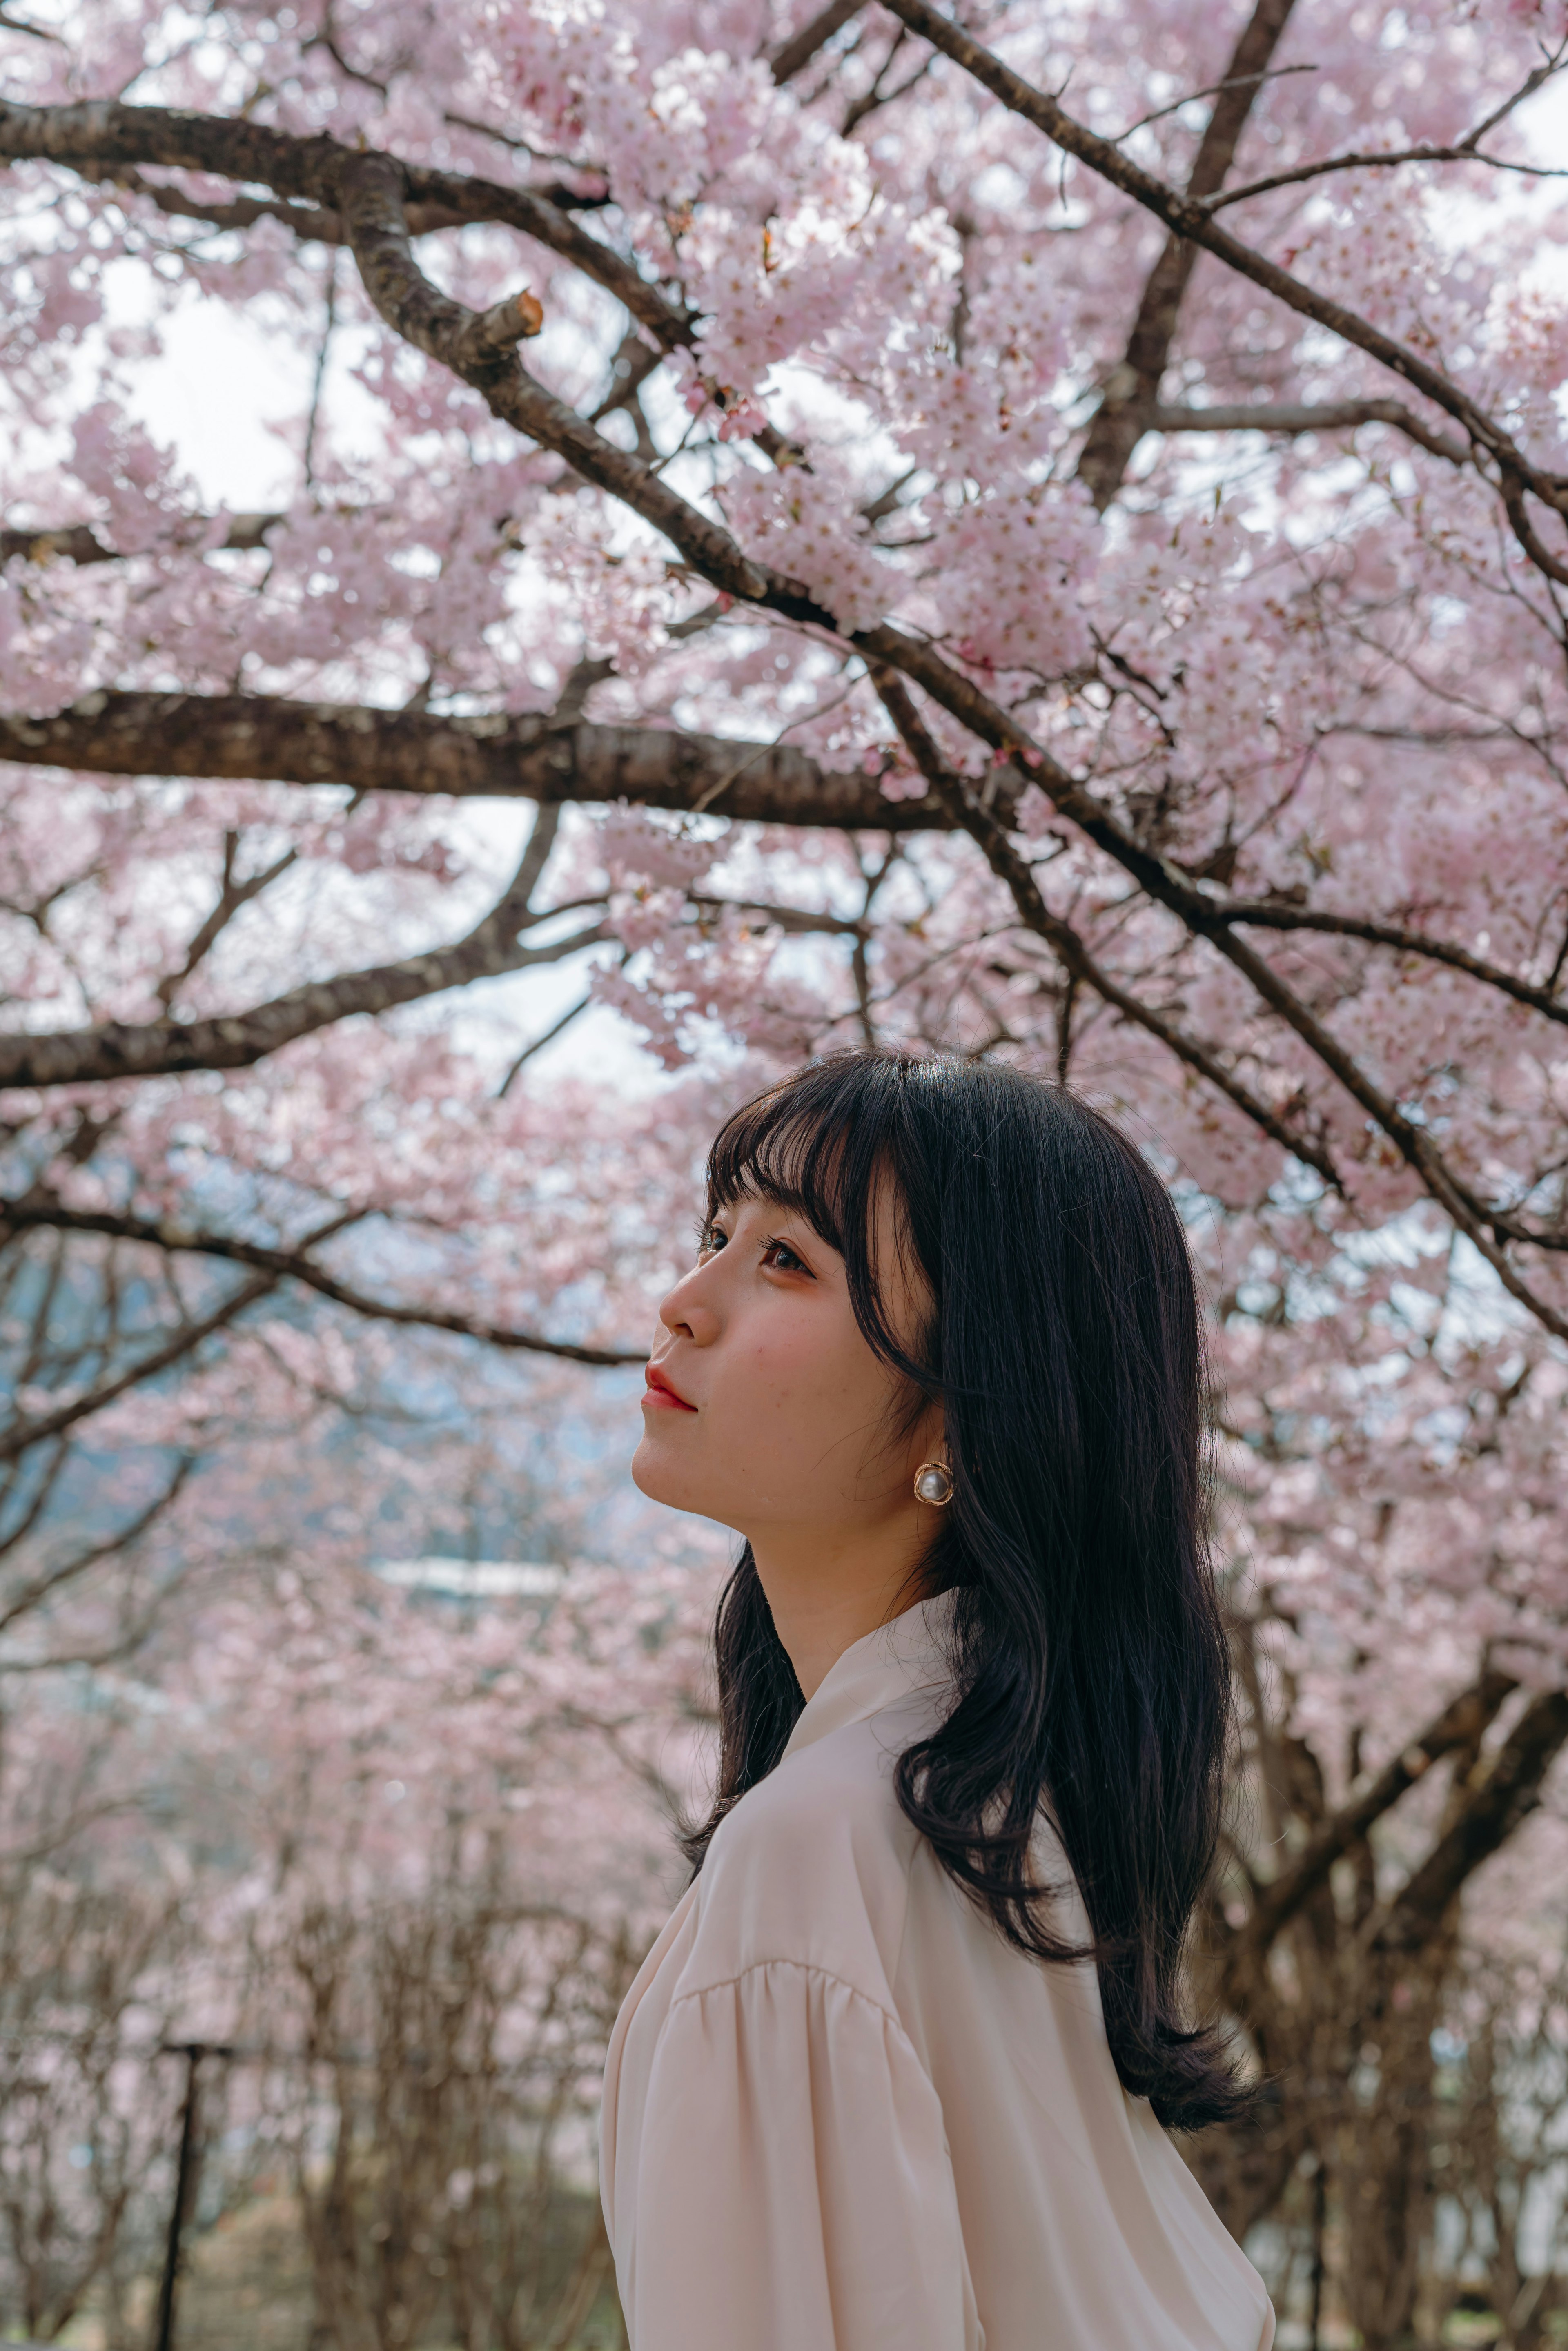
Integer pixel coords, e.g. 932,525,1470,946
600,1592,1274,2351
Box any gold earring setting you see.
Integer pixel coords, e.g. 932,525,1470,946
913,1460,954,1506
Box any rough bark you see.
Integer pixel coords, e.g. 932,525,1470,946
0,693,953,831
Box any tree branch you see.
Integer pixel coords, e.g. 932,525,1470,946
495,988,594,1097
1149,399,1469,468
1207,50,1568,212
1,511,284,567
319,153,1568,1319
852,658,1568,1338
688,891,869,938
0,820,605,1089
0,1453,194,1636
1210,895,1568,1027
1218,1669,1519,1997
0,1272,279,1462
0,1431,69,1559
867,666,1343,1187
0,98,697,360
769,0,864,84
0,1201,646,1366
1370,1689,1568,1954
1077,0,1300,509
13,81,1564,533
0,692,955,831
332,147,829,615
156,832,298,1009
1213,141,1568,208
0,99,807,464
11,93,1568,1339
875,0,1568,526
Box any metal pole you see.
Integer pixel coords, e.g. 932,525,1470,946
1307,2152,1327,2351
153,2044,204,2351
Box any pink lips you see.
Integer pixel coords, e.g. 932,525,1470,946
644,1361,697,1411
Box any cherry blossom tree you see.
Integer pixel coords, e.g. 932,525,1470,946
5,0,1568,2339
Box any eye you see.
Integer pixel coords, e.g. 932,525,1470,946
760,1234,812,1277
694,1215,728,1261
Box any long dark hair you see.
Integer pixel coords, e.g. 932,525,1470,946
679,1047,1244,2130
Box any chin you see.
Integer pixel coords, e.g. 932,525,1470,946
631,1432,692,1509
631,1433,736,1529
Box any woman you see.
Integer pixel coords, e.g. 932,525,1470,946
600,1049,1274,2351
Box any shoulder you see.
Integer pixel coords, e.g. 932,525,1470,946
676,1710,925,2011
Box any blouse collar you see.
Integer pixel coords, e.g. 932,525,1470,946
781,1588,958,1762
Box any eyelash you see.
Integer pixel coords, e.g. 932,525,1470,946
694,1219,810,1276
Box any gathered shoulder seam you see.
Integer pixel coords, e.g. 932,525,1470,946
667,1955,903,2032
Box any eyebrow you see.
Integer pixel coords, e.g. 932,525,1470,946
715,1194,834,1244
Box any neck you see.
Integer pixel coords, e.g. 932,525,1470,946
749,1521,929,1700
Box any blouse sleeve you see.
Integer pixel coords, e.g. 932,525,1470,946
622,1958,981,2351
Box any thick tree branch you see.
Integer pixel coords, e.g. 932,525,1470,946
0,511,284,567
769,0,864,84
332,147,829,618
1077,0,1299,509
0,1201,646,1367
1370,1689,1568,1954
0,98,697,360
0,693,954,831
876,0,1568,527
1218,1669,1519,1997
0,100,806,462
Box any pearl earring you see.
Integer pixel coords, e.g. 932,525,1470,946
913,1459,954,1506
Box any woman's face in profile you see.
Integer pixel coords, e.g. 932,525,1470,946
632,1186,938,1545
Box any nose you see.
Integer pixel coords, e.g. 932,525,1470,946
656,1259,721,1347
